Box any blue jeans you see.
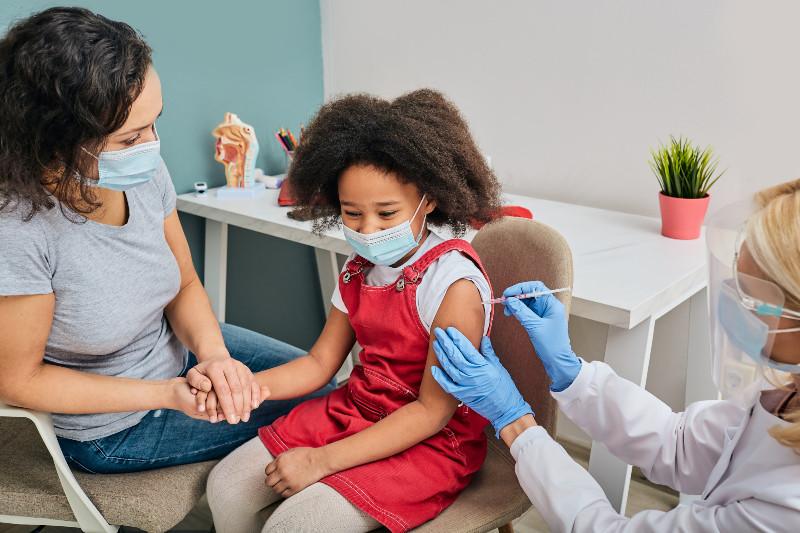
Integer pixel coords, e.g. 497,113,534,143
58,323,335,474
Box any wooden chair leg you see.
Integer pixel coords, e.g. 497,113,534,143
498,523,514,533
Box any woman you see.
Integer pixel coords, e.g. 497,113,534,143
432,181,800,531
0,7,331,474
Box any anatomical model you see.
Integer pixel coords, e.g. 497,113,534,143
212,113,259,188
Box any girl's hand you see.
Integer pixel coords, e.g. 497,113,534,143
186,355,269,424
265,447,333,498
166,377,210,420
190,381,269,424
191,388,222,423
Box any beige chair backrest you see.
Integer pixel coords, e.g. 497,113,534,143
472,217,574,437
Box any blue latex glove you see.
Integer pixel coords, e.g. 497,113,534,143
503,281,582,392
431,327,533,438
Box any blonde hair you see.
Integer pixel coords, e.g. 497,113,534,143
745,178,800,452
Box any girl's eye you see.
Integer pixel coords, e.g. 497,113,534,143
344,211,361,217
379,211,398,218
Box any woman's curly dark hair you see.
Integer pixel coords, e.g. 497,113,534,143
289,89,501,236
0,7,152,219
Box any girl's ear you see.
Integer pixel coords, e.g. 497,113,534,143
424,198,437,215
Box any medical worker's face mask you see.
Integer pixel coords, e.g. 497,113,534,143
708,201,800,398
80,127,161,192
718,279,800,372
343,195,428,266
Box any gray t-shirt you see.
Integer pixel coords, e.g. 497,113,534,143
0,161,187,441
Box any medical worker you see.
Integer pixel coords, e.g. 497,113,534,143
432,180,800,531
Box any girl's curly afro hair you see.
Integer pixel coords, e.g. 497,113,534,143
288,89,501,236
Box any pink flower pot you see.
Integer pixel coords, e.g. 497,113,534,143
658,192,710,240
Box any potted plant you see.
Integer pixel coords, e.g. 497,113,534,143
649,136,724,240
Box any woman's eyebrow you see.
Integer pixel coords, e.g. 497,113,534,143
115,105,164,137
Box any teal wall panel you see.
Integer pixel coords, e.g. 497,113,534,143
1,0,326,349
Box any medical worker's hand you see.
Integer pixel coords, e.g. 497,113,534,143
503,281,582,392
187,355,268,424
265,447,332,498
431,327,534,438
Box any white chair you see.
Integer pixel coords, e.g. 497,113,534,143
0,402,215,532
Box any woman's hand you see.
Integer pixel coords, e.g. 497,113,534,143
265,447,332,498
165,377,210,420
186,354,269,424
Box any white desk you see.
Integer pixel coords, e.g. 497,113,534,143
177,186,715,514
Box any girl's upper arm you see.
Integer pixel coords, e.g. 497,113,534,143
418,278,485,421
0,293,54,401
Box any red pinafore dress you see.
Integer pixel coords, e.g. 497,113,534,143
259,239,493,532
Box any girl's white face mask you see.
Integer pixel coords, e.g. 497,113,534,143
342,195,427,266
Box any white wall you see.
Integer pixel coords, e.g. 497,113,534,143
321,0,800,445
321,0,800,218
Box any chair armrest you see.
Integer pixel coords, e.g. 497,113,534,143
0,401,117,532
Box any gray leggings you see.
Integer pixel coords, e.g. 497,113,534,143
206,436,380,533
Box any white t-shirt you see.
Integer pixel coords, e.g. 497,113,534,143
331,229,492,335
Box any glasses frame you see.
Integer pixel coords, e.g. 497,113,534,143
733,225,800,321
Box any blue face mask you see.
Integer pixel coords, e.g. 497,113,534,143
718,282,800,373
82,131,161,191
342,195,427,266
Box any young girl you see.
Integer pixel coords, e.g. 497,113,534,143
202,89,502,532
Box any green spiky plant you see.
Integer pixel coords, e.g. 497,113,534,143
649,136,724,199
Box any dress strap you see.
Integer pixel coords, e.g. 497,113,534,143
394,238,495,333
399,239,482,285
341,255,373,285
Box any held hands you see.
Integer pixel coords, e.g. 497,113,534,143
265,447,332,498
503,281,581,392
185,353,270,424
167,377,212,420
431,327,533,438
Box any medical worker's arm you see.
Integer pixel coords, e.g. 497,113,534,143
264,279,483,497
552,360,744,494
433,333,781,532
502,281,744,494
510,423,786,532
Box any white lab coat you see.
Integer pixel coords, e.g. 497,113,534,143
511,360,800,532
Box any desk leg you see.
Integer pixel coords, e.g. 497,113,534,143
588,316,656,515
683,288,715,406
314,248,355,384
314,248,339,316
204,220,228,322
681,287,716,504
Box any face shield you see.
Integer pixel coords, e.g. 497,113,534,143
706,199,800,399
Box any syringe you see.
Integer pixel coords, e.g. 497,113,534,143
482,287,570,305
